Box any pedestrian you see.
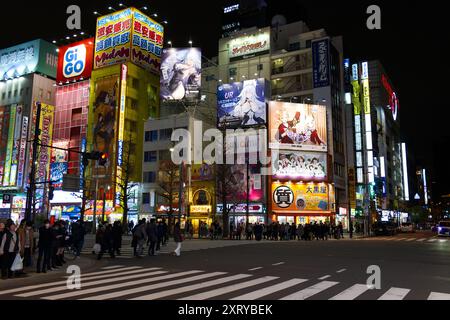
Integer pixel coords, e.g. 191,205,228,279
162,219,168,245
132,219,147,257
128,220,134,236
173,221,183,256
156,220,164,252
71,220,85,257
36,220,52,273
236,223,242,240
349,220,354,239
188,222,194,240
112,221,122,255
147,219,158,256
18,221,34,269
339,222,344,239
0,221,21,279
0,223,5,277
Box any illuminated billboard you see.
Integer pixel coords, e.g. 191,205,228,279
271,182,331,213
217,78,267,129
228,28,270,62
160,48,201,101
36,104,55,184
0,39,58,80
2,105,16,186
269,102,327,152
57,38,94,83
272,150,327,181
219,164,264,204
94,8,163,74
312,38,330,88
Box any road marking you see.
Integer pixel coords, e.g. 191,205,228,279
129,274,253,300
101,265,125,270
428,239,438,242
405,238,415,242
272,262,285,266
79,271,225,301
336,269,347,273
318,275,331,280
64,266,143,278
378,287,410,300
17,269,167,298
416,238,426,242
428,292,450,300
231,279,308,300
0,267,144,296
279,281,339,300
248,267,263,271
438,239,448,243
180,276,279,300
329,284,369,300
394,238,407,241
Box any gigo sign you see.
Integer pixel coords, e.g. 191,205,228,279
57,38,94,83
63,44,86,78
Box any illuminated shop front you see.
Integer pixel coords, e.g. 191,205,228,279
270,181,336,225
188,187,214,233
217,203,266,226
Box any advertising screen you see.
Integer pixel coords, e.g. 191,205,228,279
219,164,264,204
57,38,94,83
217,78,267,129
191,163,214,181
228,28,270,62
271,182,331,213
269,102,327,152
272,150,327,181
92,75,119,177
50,162,68,189
160,48,201,101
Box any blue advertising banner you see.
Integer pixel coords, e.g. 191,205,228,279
312,39,330,88
50,162,68,190
217,78,267,129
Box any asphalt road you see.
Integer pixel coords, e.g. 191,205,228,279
1,231,449,300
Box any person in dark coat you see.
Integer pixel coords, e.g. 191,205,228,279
71,220,86,257
156,221,164,252
50,222,63,268
0,222,21,279
36,220,52,273
254,223,263,241
98,224,115,260
162,219,168,245
112,221,122,256
0,222,5,277
147,219,158,256
173,222,183,256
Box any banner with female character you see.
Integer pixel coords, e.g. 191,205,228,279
269,102,327,152
272,150,327,181
217,78,268,129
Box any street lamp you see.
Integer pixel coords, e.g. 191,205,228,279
188,40,193,47
290,97,298,103
303,97,312,104
167,41,172,48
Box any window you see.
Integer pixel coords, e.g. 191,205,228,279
159,128,173,140
2,92,5,100
20,88,24,96
159,150,171,161
289,42,300,51
142,192,150,204
8,91,11,98
129,97,138,110
144,151,157,162
145,130,158,142
143,171,157,183
305,40,312,48
229,68,237,77
132,77,139,89
72,108,82,121
13,89,18,97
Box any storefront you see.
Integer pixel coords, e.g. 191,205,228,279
1,193,27,223
217,203,266,226
50,191,82,221
189,205,212,233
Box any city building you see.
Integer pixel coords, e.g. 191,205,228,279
0,39,58,222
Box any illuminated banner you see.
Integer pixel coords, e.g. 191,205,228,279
0,39,58,80
312,38,330,88
217,78,267,129
50,162,68,189
362,79,371,114
115,64,127,206
160,48,201,101
219,164,264,204
17,116,29,188
57,38,94,83
272,150,327,181
269,102,327,152
191,163,214,181
9,105,23,186
271,182,331,213
381,74,399,121
217,203,264,214
94,8,163,74
0,106,10,184
37,104,55,183
228,28,270,62
3,105,16,186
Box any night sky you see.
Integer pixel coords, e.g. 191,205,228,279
1,0,449,198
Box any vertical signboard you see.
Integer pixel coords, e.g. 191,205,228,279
312,38,330,88
3,105,16,186
37,104,55,184
115,64,127,206
16,116,28,188
9,105,23,186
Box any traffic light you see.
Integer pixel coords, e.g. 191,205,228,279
98,152,108,166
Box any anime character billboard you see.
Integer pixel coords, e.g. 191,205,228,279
160,48,201,101
217,78,267,129
272,150,327,181
269,102,327,152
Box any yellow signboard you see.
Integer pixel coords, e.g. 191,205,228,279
351,80,361,115
271,182,331,213
362,79,371,114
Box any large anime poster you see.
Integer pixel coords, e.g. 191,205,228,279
220,164,264,203
272,150,327,181
92,75,119,176
269,102,327,152
217,78,267,129
160,48,201,101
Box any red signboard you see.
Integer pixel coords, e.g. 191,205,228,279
56,38,94,83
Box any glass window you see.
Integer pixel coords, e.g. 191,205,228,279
144,171,157,183
142,193,150,204
159,128,173,140
145,130,158,142
144,151,157,162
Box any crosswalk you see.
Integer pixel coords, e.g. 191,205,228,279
360,236,449,243
2,265,449,300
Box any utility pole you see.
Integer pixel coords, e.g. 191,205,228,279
25,102,41,223
178,162,183,224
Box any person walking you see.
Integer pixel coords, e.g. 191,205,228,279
173,222,183,257
0,223,5,277
18,221,34,269
0,222,21,279
162,219,168,245
36,220,52,273
71,220,86,258
128,220,134,236
147,219,158,256
156,220,164,253
349,220,354,239
112,221,122,256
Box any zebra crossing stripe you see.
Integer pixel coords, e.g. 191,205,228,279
428,292,450,300
416,238,427,242
329,284,369,300
279,281,339,300
405,238,415,242
132,274,255,300
0,267,144,296
428,239,437,242
79,271,226,301
65,266,143,278
101,265,125,270
378,287,410,300
394,238,408,241
231,278,308,300
16,269,168,298
179,276,279,300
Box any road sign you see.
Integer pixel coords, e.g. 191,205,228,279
63,175,81,192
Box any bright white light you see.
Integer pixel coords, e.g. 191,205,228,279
402,143,410,201
365,132,373,150
380,157,386,178
423,168,428,205
345,92,351,104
